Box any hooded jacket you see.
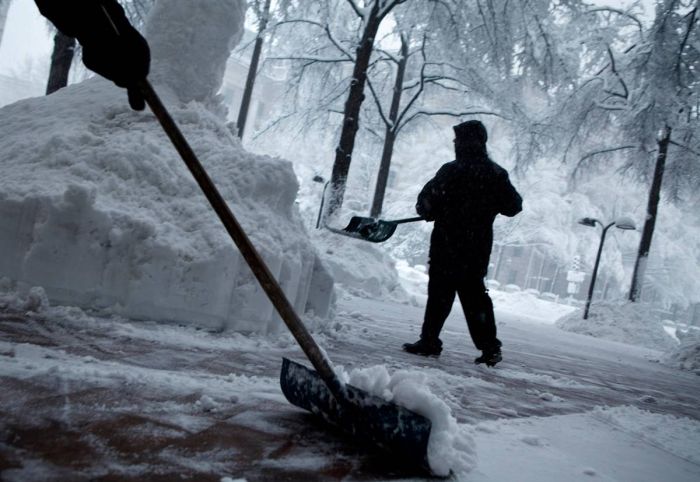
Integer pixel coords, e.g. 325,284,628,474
416,151,522,276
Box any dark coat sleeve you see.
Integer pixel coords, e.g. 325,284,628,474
416,164,450,221
496,170,523,217
34,0,149,88
35,0,126,42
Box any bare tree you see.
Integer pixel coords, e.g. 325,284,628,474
324,0,412,217
236,0,272,139
0,0,11,50
364,27,503,217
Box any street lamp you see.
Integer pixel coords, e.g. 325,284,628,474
312,175,330,229
578,216,636,319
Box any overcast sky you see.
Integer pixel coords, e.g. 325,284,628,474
0,0,51,77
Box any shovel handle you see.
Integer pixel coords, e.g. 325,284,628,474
137,79,344,398
387,216,424,225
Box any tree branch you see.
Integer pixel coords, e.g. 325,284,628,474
365,76,391,127
586,7,644,34
397,109,507,134
345,0,364,18
576,145,638,169
669,140,700,158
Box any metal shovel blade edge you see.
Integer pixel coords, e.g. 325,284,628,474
280,358,432,466
341,216,398,243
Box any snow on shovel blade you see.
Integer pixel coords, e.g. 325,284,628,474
341,216,398,243
280,358,432,465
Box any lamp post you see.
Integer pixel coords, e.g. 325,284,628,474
312,175,330,229
578,216,636,319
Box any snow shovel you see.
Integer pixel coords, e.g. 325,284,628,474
328,215,424,243
136,79,432,466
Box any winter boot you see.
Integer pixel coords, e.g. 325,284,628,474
474,347,502,367
402,338,442,357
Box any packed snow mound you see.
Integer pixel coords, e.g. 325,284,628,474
311,228,408,301
0,279,50,313
661,329,700,375
0,78,334,332
556,302,678,351
593,405,700,464
339,364,477,477
146,0,246,103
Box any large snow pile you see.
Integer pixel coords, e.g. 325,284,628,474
311,228,408,301
661,329,700,375
556,302,678,351
340,364,476,477
0,0,333,333
146,0,246,104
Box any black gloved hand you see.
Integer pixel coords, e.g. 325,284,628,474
80,1,150,110
35,0,150,110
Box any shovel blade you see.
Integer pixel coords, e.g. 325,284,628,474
280,358,431,465
341,216,398,243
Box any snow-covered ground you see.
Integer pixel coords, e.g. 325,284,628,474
0,0,333,333
1,2,698,481
1,285,698,481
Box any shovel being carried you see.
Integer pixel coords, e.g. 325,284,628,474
326,216,424,243
137,80,432,467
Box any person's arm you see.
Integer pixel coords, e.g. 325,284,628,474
497,170,523,217
416,164,450,221
35,0,150,110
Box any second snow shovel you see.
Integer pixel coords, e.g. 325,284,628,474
328,216,424,243
137,80,432,467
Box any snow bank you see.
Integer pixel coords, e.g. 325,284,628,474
593,405,700,464
395,261,578,321
311,228,407,301
556,302,678,351
395,259,428,306
339,365,477,477
0,2,333,333
489,289,577,324
0,278,49,313
661,329,700,375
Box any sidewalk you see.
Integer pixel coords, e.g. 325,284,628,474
2,294,699,481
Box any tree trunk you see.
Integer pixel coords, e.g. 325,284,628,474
327,4,383,218
628,126,671,302
370,35,408,219
236,0,271,139
0,0,12,50
46,31,76,95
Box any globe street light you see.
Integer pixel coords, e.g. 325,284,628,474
578,216,636,319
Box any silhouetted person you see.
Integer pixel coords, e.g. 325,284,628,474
35,0,150,110
403,120,522,367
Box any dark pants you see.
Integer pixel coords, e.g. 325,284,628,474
420,265,501,352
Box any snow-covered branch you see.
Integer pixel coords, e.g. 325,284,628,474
378,0,408,19
572,145,640,178
394,34,428,129
669,140,700,158
397,109,506,134
586,7,643,34
365,76,391,127
273,19,355,61
676,7,698,88
268,55,352,63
